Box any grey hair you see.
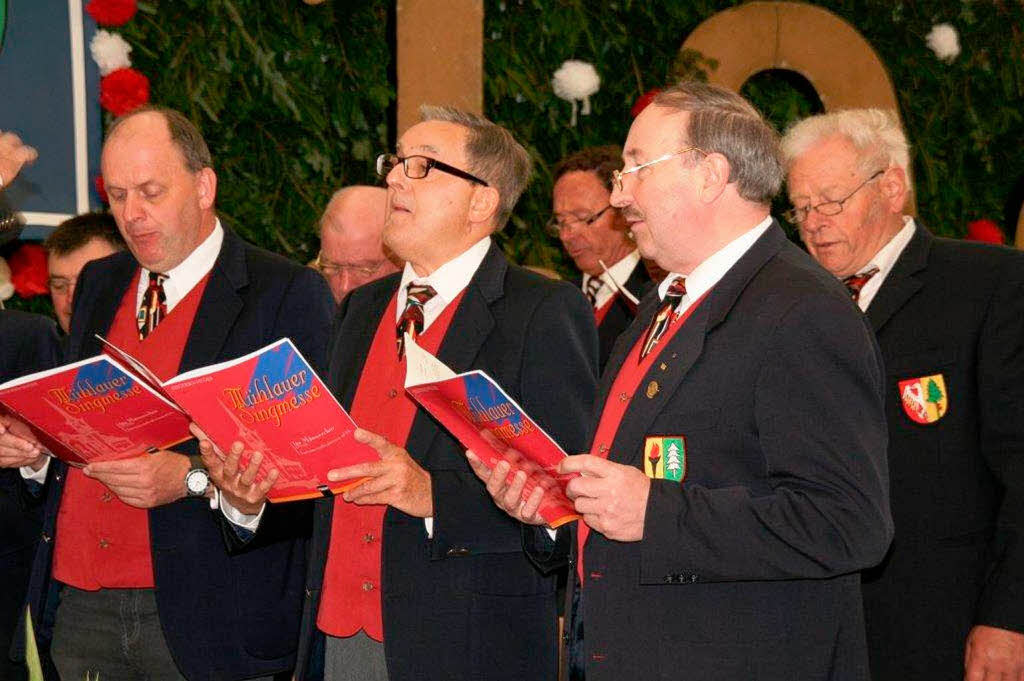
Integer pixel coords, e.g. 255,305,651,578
106,105,212,173
651,81,783,204
781,108,911,187
419,105,532,229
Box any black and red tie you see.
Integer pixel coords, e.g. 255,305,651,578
137,272,167,340
584,276,603,308
842,266,879,303
396,282,437,360
639,276,686,361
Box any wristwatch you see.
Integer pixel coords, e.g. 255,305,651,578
185,455,211,497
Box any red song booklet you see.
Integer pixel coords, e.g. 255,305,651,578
0,355,191,467
403,335,580,528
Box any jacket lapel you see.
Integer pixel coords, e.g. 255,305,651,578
76,252,137,359
606,223,787,466
865,224,930,334
179,230,247,373
405,243,503,460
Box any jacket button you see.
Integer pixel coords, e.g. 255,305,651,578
689,574,699,583
664,575,674,584
562,632,571,644
54,474,62,482
41,533,51,543
305,589,312,598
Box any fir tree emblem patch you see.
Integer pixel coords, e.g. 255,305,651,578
898,374,948,424
644,436,686,481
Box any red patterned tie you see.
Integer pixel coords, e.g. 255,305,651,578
137,272,167,340
396,282,437,360
584,276,603,308
842,266,880,303
639,276,686,361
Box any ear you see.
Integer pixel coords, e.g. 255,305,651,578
878,166,908,213
698,152,730,204
196,167,218,210
468,185,501,227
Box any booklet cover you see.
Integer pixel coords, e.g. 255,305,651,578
0,355,191,466
403,336,580,528
160,338,378,502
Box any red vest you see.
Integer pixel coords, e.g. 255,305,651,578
317,290,465,641
53,270,210,590
593,293,617,326
577,292,709,582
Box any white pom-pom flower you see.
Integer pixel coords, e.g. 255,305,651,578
90,30,133,76
552,60,600,126
0,257,14,302
926,23,960,63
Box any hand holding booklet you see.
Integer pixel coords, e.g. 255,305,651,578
0,337,379,502
403,335,580,528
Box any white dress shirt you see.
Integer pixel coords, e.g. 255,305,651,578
657,215,774,312
582,249,641,309
849,217,916,312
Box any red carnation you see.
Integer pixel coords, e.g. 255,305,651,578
631,88,661,118
8,243,49,298
99,68,150,116
85,0,137,26
966,219,1004,245
95,175,109,204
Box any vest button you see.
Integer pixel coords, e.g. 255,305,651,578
99,539,110,549
387,389,398,398
363,533,376,543
361,581,375,592
101,492,113,502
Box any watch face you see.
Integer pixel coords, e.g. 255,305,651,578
186,469,209,495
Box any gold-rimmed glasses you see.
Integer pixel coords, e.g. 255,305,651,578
611,146,708,192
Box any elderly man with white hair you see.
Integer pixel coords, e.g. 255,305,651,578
783,108,1024,681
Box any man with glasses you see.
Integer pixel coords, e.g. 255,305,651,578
314,186,401,303
44,212,126,333
471,81,893,681
783,108,1024,681
287,105,597,681
551,146,650,369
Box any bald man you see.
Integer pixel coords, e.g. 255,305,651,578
315,186,402,303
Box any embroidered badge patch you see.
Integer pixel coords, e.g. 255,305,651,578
644,436,686,482
898,374,948,424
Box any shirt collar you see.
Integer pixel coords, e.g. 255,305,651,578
583,249,641,306
859,216,916,279
396,236,492,316
657,215,773,301
138,219,224,311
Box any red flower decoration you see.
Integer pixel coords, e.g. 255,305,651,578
99,68,150,116
966,219,1004,245
95,175,109,204
631,88,661,118
8,243,49,298
85,0,137,26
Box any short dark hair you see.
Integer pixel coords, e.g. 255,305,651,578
552,145,623,192
106,105,212,173
44,212,126,256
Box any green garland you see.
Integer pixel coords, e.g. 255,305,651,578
8,0,1023,316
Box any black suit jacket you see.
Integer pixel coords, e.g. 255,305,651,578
1,311,61,672
573,259,652,371
554,224,893,681
24,229,334,681
860,224,1024,680
295,243,598,681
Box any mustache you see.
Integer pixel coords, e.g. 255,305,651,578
622,207,645,222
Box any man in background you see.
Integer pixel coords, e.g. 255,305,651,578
783,108,1024,681
551,146,650,369
44,212,126,333
314,186,400,303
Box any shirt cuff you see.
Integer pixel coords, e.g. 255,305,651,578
19,457,50,483
424,517,433,538
219,490,265,531
545,527,557,541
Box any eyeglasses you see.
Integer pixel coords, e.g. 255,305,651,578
48,277,76,295
611,146,707,192
313,253,389,278
376,153,489,187
784,170,886,225
545,205,613,236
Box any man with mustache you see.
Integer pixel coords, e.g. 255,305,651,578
0,106,332,681
471,81,893,681
550,146,650,369
782,108,1024,681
